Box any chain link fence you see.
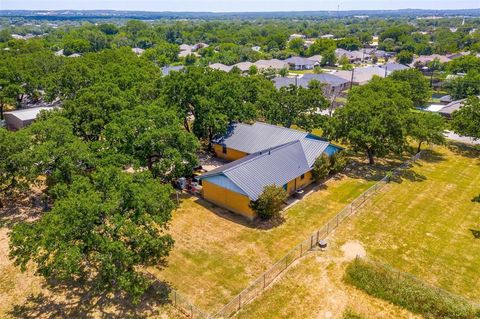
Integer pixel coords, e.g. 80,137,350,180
213,150,425,318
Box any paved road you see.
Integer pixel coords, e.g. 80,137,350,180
445,131,480,145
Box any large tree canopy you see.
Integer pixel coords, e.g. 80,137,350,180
451,96,480,140
9,168,175,302
330,77,412,164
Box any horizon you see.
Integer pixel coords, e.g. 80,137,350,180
2,0,480,13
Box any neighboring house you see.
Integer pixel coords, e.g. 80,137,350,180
198,122,341,219
54,49,64,57
272,73,349,95
251,46,261,52
302,73,350,94
161,65,185,76
380,62,410,74
412,54,452,67
192,43,209,51
233,61,254,72
438,99,467,118
334,66,386,86
254,59,289,71
4,107,57,131
439,95,453,104
335,49,365,63
289,34,306,40
131,47,145,55
284,56,316,70
308,55,323,65
209,63,233,72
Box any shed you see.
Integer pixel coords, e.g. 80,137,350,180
4,107,56,130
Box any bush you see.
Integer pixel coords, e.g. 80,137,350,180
345,259,479,319
330,151,347,174
250,185,287,219
343,309,364,319
312,153,331,182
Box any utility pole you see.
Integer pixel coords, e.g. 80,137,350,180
350,68,355,89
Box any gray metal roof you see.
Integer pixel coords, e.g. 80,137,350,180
202,122,337,200
4,107,56,121
381,62,409,73
302,73,350,86
161,65,185,76
214,122,309,154
284,56,316,66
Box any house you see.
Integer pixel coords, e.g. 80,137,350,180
198,122,341,219
412,54,452,67
131,47,145,55
334,66,386,86
251,46,261,52
161,65,185,76
302,73,351,93
289,34,306,41
209,63,233,72
283,57,316,70
439,95,453,104
380,62,410,74
254,59,289,71
272,73,349,95
320,34,335,39
4,107,57,131
438,99,468,118
335,49,365,63
233,61,254,72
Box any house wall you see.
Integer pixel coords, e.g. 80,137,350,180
4,114,25,131
202,180,256,219
285,170,314,194
213,144,248,161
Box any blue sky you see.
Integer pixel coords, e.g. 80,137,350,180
1,0,479,12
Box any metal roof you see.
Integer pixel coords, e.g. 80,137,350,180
214,122,309,154
4,107,56,121
302,73,350,86
284,56,316,66
202,122,338,200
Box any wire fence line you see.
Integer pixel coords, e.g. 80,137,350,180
162,150,425,318
213,150,425,319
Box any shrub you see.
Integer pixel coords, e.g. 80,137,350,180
312,153,331,182
250,185,287,219
343,309,364,319
345,259,479,319
330,151,348,174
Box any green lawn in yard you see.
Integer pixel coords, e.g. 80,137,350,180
334,143,480,300
235,144,480,318
150,160,389,312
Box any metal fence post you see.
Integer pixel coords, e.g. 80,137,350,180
238,294,241,311
190,305,193,319
263,273,266,289
336,215,339,227
316,230,319,243
310,235,313,249
300,243,303,256
174,291,177,306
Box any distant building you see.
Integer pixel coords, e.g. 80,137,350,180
289,34,306,41
283,57,316,70
380,62,410,74
251,46,261,52
334,66,387,86
131,47,145,55
4,107,57,131
161,65,185,76
254,59,289,71
272,73,349,95
209,63,233,72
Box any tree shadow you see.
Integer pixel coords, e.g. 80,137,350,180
420,149,446,163
447,141,480,159
193,197,259,229
389,169,427,184
0,193,45,229
9,276,174,319
470,229,480,239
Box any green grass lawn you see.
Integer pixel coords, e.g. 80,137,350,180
335,143,480,300
150,159,395,312
237,144,480,318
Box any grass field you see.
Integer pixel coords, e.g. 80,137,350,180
150,156,403,312
236,143,480,318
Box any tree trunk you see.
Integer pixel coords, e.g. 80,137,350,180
417,141,423,154
0,102,3,120
183,117,190,133
366,148,375,165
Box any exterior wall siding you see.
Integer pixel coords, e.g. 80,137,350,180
202,180,256,219
286,170,314,194
213,144,248,161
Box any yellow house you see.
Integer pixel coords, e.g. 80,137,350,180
198,122,341,219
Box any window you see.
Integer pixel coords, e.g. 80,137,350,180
222,145,227,154
301,174,305,180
